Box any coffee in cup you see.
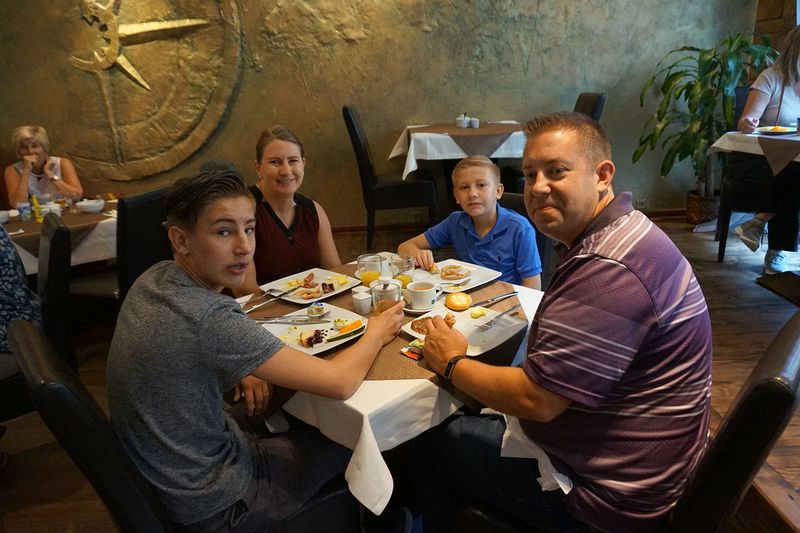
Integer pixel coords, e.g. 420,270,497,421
404,281,443,310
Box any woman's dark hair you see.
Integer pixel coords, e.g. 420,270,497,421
255,125,305,162
166,170,251,230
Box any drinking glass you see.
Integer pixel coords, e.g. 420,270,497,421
371,279,402,313
390,254,415,289
356,254,384,287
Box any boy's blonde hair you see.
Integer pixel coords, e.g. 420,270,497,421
452,155,500,183
11,125,50,154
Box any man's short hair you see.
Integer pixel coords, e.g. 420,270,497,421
523,112,611,165
11,125,50,154
166,170,251,231
452,155,500,182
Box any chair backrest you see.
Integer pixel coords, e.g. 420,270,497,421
117,187,172,302
665,310,800,532
731,86,749,131
38,212,75,369
342,105,378,208
573,92,606,122
7,320,173,533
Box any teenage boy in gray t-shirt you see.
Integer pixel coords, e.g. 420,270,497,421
107,170,404,531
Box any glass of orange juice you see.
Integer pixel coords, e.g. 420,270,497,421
356,254,384,286
390,254,415,288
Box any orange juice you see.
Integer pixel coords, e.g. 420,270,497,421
394,273,412,288
359,270,381,287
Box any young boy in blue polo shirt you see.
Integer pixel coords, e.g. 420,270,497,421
398,156,541,289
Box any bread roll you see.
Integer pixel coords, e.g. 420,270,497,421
445,292,472,311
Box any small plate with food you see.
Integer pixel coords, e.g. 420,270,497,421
400,299,527,356
755,125,797,136
259,303,368,355
260,268,360,303
413,259,501,293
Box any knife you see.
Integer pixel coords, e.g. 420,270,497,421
470,291,518,309
256,317,332,325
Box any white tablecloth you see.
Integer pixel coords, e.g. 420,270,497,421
708,130,800,158
389,123,528,179
14,216,117,275
283,282,544,514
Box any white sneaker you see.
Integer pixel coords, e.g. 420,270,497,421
764,250,788,275
735,218,766,252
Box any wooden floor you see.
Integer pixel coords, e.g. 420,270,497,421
2,220,800,532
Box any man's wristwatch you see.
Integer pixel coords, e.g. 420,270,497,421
442,355,467,381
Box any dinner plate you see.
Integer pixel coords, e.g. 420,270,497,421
755,126,797,136
260,268,361,304
411,259,501,293
259,303,367,355
400,300,527,356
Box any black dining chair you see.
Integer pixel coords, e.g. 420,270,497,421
342,104,438,250
1,212,73,423
573,92,607,122
71,186,173,303
8,319,362,533
454,309,800,533
504,92,607,193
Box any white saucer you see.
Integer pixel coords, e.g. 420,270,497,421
403,304,435,315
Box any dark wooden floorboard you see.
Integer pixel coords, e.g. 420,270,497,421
2,220,800,531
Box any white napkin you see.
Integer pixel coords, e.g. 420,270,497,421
501,415,572,493
103,209,118,218
7,228,24,236
9,209,19,217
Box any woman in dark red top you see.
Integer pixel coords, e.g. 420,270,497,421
234,126,341,296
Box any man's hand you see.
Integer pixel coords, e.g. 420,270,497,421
234,375,272,416
423,315,468,375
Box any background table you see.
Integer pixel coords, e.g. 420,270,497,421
5,205,117,275
247,263,543,514
389,122,526,180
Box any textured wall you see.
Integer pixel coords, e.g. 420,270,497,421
0,0,756,226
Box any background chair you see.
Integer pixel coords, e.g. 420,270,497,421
573,91,607,122
71,186,172,303
342,104,438,250
1,212,73,422
454,308,800,533
715,85,756,262
503,91,607,193
8,320,362,533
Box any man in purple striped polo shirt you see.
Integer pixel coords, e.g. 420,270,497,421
415,112,712,532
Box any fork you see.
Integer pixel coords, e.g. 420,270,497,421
477,303,522,330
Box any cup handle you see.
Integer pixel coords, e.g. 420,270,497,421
434,286,443,298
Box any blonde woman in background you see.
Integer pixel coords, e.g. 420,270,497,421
4,125,83,207
735,26,800,274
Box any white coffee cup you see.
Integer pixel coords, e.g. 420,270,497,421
404,281,443,310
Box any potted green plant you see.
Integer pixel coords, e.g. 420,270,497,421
633,34,777,224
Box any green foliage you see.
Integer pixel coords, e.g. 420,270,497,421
633,34,777,193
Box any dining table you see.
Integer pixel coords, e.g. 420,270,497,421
709,130,800,177
389,121,527,180
4,203,117,275
244,259,544,515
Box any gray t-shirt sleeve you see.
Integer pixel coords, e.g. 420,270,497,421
199,299,285,390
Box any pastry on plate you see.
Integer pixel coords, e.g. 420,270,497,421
445,292,471,311
441,264,469,280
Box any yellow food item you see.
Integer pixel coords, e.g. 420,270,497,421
470,307,487,318
445,292,472,311
428,263,438,274
287,278,302,288
329,274,349,286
